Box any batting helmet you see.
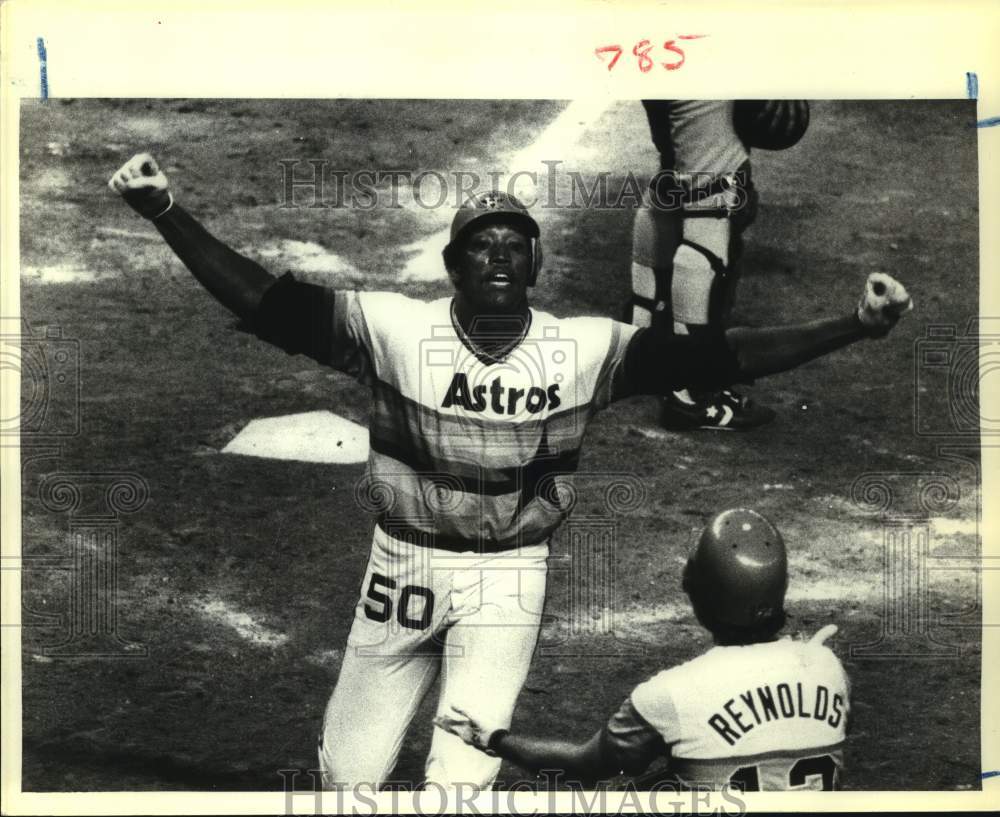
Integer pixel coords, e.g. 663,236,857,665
443,191,543,285
682,508,788,631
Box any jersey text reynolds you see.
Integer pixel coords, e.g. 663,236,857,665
707,682,846,746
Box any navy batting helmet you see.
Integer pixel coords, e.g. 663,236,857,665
443,191,543,285
682,508,788,632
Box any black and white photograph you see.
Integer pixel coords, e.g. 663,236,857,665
2,5,998,815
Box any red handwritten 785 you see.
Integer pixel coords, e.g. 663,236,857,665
596,35,708,72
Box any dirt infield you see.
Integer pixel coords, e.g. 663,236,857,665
18,99,981,791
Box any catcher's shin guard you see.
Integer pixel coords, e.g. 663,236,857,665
628,193,681,329
628,164,757,331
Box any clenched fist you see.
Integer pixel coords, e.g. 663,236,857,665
857,272,913,337
108,153,173,219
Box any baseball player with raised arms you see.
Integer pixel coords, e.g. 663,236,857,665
436,508,851,791
109,152,903,790
629,100,810,430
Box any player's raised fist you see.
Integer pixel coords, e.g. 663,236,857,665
108,153,173,219
857,272,913,337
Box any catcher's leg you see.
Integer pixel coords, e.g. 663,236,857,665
423,544,549,789
631,100,751,334
658,172,773,430
631,101,771,430
669,173,752,334
628,186,681,330
319,528,452,790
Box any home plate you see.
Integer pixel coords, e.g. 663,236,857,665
221,411,369,464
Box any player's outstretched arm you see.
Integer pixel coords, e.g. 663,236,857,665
434,706,622,785
725,272,912,379
488,731,612,785
108,153,276,323
619,273,912,395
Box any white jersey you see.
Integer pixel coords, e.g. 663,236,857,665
328,291,637,550
618,632,849,790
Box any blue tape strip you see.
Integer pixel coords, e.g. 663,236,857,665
36,37,48,100
977,115,1000,128
966,71,979,100
982,770,1000,780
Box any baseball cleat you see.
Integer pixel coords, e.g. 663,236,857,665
659,388,776,431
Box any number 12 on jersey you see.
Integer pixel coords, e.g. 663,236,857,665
730,753,839,791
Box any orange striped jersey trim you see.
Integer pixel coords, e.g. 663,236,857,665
331,291,638,550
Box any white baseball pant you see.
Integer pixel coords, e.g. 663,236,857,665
319,525,548,790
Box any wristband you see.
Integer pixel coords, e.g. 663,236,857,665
485,729,509,757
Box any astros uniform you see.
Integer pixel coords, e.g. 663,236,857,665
603,630,850,790
295,286,637,788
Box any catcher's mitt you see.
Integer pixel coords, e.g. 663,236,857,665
733,100,810,151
